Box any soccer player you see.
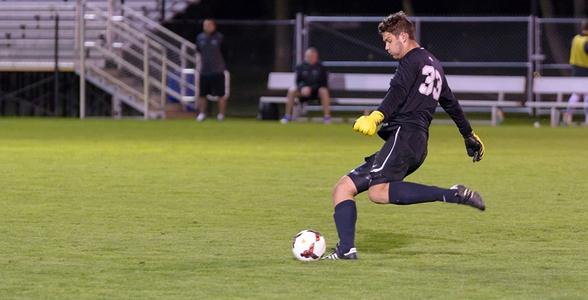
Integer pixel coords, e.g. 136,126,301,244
196,19,229,122
563,20,588,126
280,48,331,124
323,11,485,260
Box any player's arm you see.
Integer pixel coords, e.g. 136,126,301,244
353,61,414,136
438,83,485,162
295,65,306,89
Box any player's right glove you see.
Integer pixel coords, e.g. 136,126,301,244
464,132,485,162
353,111,384,136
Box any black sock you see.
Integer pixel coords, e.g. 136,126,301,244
388,181,458,205
333,200,357,254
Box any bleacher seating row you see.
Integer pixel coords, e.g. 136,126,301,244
259,72,588,126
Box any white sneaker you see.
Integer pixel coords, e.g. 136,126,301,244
217,113,225,121
196,113,206,122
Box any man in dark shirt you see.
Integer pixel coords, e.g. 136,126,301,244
323,11,486,260
281,48,331,124
196,19,229,122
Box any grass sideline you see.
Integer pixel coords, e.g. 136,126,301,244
0,118,587,299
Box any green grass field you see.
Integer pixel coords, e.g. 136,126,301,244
1,118,587,299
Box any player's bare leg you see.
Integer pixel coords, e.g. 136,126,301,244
281,87,298,124
367,182,485,211
318,87,331,124
217,96,228,121
196,96,207,122
322,176,359,260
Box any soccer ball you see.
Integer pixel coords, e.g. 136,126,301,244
291,230,326,261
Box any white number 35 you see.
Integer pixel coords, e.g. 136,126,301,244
418,65,442,101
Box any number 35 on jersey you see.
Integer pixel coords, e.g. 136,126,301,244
418,65,442,101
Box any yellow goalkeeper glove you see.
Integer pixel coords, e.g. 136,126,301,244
352,111,385,136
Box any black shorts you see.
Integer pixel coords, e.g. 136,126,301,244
347,125,428,193
299,87,323,103
199,72,226,97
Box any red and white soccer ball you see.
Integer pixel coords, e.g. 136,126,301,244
292,230,326,261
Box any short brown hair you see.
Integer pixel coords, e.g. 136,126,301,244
378,11,415,39
583,20,588,32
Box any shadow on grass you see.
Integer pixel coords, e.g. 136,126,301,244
357,229,412,254
358,229,465,256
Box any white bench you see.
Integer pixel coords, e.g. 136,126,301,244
259,72,525,125
529,77,588,127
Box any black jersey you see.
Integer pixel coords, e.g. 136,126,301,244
295,62,328,90
196,32,227,75
377,47,472,140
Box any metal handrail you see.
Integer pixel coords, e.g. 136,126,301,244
85,1,197,102
105,9,196,94
121,4,197,53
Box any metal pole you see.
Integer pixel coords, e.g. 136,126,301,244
302,15,309,53
107,0,113,50
78,0,86,119
526,15,534,105
295,13,303,67
160,0,166,22
414,17,421,42
143,40,150,119
533,17,543,111
53,13,60,116
161,51,167,112
180,42,186,100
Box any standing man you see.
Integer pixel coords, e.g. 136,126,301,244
281,48,331,124
196,19,229,122
322,11,485,260
563,20,588,126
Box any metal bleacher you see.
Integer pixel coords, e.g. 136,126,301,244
0,0,200,118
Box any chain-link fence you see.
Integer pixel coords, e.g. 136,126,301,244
536,18,585,76
3,12,585,117
167,19,296,116
305,16,532,70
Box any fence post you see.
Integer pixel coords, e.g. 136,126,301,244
160,0,166,22
295,13,303,67
533,17,543,113
526,15,534,105
53,12,60,116
180,42,187,101
107,0,113,50
414,17,421,42
78,0,86,120
143,40,150,119
302,15,309,55
161,50,167,112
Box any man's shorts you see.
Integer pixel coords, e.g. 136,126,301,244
199,72,226,97
347,125,428,194
299,86,325,103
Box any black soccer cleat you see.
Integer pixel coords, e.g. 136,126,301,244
321,247,358,260
451,184,485,211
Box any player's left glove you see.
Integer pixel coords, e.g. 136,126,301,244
353,111,384,136
464,132,485,162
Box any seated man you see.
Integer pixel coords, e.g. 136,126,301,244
280,48,331,124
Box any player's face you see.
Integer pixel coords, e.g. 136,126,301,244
203,20,216,34
382,32,404,59
305,50,319,65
